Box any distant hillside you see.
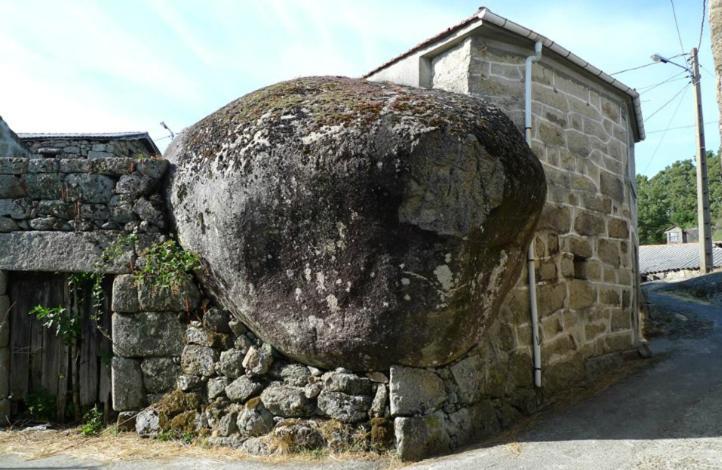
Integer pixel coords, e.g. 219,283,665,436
637,151,722,245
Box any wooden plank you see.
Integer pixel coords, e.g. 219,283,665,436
8,272,115,417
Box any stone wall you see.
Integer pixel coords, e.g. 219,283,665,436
111,274,199,412
20,137,154,160
0,157,168,233
453,36,639,389
128,302,532,460
0,117,30,158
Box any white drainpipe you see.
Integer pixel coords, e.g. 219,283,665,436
525,41,543,388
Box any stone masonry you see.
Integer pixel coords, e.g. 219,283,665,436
364,15,644,459
111,273,200,411
0,133,175,425
0,156,168,234
460,36,639,391
19,134,156,160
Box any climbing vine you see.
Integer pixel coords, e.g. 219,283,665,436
26,233,200,423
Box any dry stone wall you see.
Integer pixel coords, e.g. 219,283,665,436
0,156,168,234
129,303,533,460
111,274,199,411
20,137,152,160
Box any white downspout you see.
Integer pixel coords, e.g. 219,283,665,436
526,41,543,388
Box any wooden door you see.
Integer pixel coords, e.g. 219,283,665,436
7,272,112,421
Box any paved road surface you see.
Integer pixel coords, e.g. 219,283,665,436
410,279,722,470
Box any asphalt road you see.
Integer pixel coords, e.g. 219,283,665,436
409,278,722,470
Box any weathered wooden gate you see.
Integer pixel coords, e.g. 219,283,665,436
7,272,113,421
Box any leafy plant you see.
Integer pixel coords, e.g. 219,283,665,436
102,233,138,265
28,305,79,345
25,389,56,422
135,239,200,291
80,407,104,436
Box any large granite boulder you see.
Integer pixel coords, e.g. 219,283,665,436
166,76,545,370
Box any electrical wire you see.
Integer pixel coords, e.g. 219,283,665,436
699,62,715,79
670,0,686,54
611,61,658,76
637,71,688,94
698,0,707,50
643,87,689,173
645,83,691,122
611,53,686,76
646,120,718,134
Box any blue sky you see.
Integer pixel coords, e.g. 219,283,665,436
0,0,717,177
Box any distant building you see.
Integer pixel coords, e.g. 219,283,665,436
640,242,722,281
664,226,698,244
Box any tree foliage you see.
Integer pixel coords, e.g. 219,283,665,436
637,151,722,245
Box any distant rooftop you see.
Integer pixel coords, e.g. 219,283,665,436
18,131,160,155
639,243,722,275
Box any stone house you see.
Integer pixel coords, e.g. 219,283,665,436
366,8,644,391
664,225,698,244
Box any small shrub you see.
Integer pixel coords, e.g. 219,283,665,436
25,389,56,422
80,407,104,436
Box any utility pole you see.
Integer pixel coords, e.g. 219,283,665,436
691,47,713,273
652,49,714,272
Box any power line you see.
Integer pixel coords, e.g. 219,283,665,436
699,62,715,79
645,82,691,122
698,0,707,50
646,120,718,134
637,71,688,94
670,0,686,54
643,87,690,173
610,53,686,77
611,61,658,76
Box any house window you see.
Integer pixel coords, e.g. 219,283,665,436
669,232,680,243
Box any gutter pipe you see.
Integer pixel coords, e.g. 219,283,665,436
525,41,543,388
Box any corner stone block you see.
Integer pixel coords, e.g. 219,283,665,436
449,354,485,405
395,412,451,461
141,357,181,394
111,275,140,313
112,357,145,411
137,276,200,312
600,172,624,202
389,366,447,416
569,280,595,310
112,312,185,358
574,211,605,237
537,205,571,233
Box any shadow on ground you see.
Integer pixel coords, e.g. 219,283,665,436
409,273,722,469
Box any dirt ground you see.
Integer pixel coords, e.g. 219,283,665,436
0,427,394,469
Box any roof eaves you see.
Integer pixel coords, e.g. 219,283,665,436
18,131,161,156
363,7,645,142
